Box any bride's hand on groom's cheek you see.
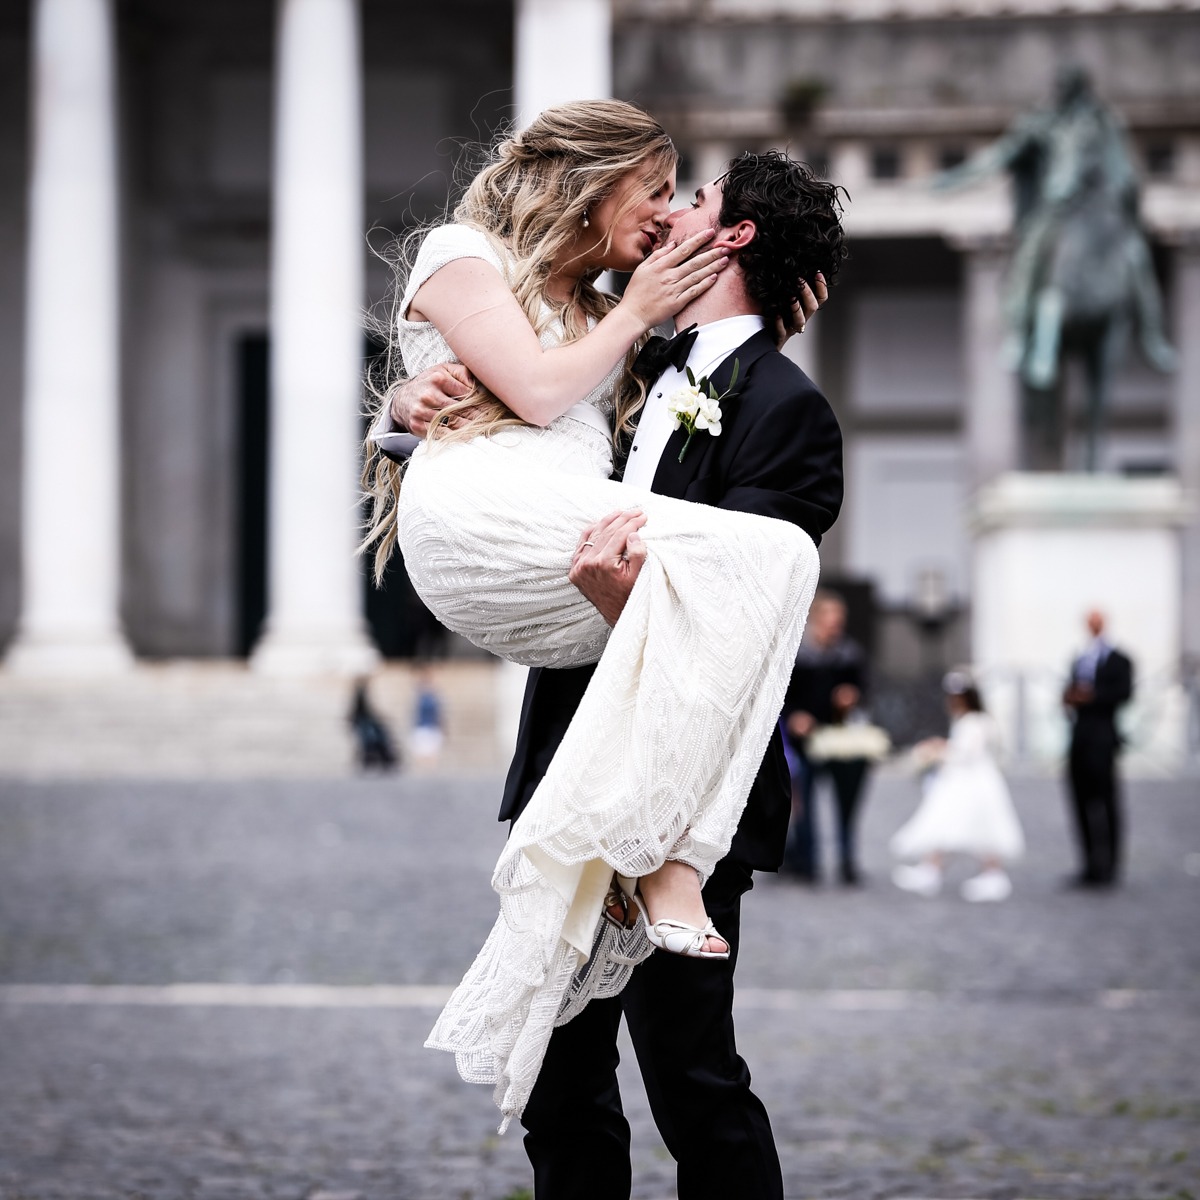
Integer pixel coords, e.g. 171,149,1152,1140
569,509,648,627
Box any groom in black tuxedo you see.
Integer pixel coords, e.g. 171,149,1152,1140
1063,609,1134,887
390,152,845,1200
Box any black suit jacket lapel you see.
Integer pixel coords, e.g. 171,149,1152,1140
610,372,657,482
651,329,776,498
610,413,638,482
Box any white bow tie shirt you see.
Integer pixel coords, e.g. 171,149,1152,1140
620,315,766,491
1075,637,1111,685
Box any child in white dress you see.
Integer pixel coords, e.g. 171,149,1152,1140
891,672,1025,901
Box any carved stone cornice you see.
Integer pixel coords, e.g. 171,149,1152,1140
615,0,1200,22
640,102,1200,143
945,229,1014,255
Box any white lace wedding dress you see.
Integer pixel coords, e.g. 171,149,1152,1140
394,224,821,1129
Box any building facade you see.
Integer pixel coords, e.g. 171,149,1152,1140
615,0,1200,682
1,0,523,671
2,1,1197,717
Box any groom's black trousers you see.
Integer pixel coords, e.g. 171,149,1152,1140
520,858,785,1200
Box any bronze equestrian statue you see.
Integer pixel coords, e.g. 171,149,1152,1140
936,65,1175,472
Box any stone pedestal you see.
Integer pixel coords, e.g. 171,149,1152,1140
1170,235,1200,666
970,473,1192,768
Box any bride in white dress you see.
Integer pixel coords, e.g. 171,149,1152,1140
361,101,825,1128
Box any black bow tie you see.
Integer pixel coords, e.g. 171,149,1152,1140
632,324,698,380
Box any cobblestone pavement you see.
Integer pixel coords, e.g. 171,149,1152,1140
0,772,1197,1200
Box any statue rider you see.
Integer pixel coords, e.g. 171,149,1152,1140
936,65,1175,396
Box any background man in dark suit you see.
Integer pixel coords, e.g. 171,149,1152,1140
390,151,844,1200
1063,609,1134,887
781,589,872,885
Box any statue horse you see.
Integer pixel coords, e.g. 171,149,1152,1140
1016,170,1175,472
934,67,1176,472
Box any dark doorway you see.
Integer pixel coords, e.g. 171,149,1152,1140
361,334,452,660
235,333,269,656
365,545,450,660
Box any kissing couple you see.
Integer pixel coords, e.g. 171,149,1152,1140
364,99,846,1198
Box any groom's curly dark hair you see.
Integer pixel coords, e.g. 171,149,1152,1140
717,151,848,327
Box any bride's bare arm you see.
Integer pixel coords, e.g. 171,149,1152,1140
397,268,831,437
408,231,727,427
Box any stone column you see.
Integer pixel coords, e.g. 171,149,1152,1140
509,0,613,726
6,0,133,674
515,0,612,125
1170,234,1200,666
953,233,1020,491
252,0,377,675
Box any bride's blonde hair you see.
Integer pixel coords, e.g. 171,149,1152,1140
361,99,678,583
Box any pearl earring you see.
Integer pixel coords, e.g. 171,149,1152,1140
582,211,590,228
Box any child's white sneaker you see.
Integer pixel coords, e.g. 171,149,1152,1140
961,869,1012,903
892,862,942,897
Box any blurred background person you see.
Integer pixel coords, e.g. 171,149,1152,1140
410,665,445,766
781,590,878,886
1063,610,1134,888
348,678,399,772
891,672,1024,902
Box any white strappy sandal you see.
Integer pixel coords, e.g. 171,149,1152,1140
636,891,730,960
602,876,642,931
604,878,643,931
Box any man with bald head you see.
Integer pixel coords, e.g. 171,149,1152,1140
1062,610,1134,887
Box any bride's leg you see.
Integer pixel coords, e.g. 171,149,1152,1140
636,861,729,956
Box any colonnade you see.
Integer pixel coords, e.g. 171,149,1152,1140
11,0,1196,676
7,0,614,675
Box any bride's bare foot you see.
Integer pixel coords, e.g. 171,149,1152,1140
636,861,729,956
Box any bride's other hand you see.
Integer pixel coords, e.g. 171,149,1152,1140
570,508,648,626
617,230,729,330
389,363,475,437
772,271,827,348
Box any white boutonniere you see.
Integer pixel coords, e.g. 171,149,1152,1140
666,359,740,463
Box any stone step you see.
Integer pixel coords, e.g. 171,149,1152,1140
0,661,517,779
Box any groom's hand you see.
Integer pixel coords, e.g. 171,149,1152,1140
570,509,648,626
388,363,474,437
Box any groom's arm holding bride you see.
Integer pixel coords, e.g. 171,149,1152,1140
512,341,842,870
381,362,474,440
569,357,843,624
384,277,835,845
379,372,653,625
384,356,838,629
